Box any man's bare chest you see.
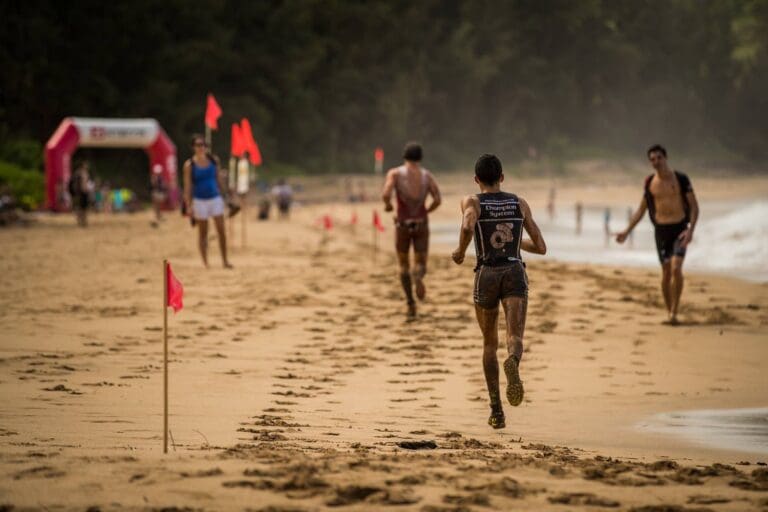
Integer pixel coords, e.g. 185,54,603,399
650,177,682,207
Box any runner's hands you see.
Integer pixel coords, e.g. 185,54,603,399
384,202,393,212
678,228,693,248
451,248,465,265
615,231,628,244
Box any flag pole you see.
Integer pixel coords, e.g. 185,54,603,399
372,214,377,263
242,198,247,248
163,259,169,454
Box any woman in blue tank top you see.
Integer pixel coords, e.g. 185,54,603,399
182,134,233,268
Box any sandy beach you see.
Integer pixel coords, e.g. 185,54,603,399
1,176,767,511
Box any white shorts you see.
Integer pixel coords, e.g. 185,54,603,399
192,196,225,220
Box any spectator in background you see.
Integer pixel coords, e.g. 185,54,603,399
69,161,91,227
547,185,556,221
182,134,233,268
150,166,167,224
100,181,112,213
272,178,294,219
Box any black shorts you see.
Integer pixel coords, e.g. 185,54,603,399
395,220,429,254
474,262,528,309
654,221,688,263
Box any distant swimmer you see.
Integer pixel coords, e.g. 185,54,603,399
452,154,546,429
616,145,699,325
182,134,233,269
381,142,442,318
575,201,583,235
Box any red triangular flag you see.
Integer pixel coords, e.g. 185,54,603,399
166,262,184,313
374,147,384,162
350,212,358,225
205,93,222,130
322,214,333,231
240,118,263,166
230,123,245,157
373,210,385,232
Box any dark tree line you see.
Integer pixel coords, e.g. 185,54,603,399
1,0,767,174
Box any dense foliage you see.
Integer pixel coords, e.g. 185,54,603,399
1,0,766,174
0,161,45,210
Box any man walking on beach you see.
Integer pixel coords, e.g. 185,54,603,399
381,142,442,318
616,145,699,325
452,154,546,429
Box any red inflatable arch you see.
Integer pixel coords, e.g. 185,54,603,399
44,117,178,211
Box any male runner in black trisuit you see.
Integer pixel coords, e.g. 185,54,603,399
616,144,699,325
452,154,546,429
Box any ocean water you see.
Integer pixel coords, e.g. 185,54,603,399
638,407,768,456
432,199,768,283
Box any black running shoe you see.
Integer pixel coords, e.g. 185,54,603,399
504,355,524,406
488,408,505,429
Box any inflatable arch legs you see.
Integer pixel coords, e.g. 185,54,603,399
44,117,178,211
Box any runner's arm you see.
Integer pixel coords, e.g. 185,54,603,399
520,198,547,254
182,160,192,208
616,196,647,243
452,195,478,264
678,190,699,247
426,173,441,213
381,169,397,212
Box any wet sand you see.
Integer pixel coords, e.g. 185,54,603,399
1,179,768,510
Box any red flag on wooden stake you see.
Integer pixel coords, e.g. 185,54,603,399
240,118,263,166
373,210,385,232
166,263,184,313
205,93,222,130
322,214,334,231
231,123,245,157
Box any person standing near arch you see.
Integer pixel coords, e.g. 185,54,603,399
616,145,699,325
381,142,442,319
183,134,233,269
452,154,546,429
69,161,91,227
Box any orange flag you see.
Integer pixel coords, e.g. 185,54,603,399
373,210,385,232
205,93,222,130
166,262,184,313
350,212,358,225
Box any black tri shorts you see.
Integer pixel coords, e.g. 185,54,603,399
654,221,688,263
473,261,528,309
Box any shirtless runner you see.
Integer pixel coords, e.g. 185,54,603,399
381,142,442,318
616,144,699,325
452,154,546,429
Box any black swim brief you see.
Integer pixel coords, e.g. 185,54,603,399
395,219,429,254
654,221,688,263
473,261,528,309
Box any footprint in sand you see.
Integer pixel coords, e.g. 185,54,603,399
42,384,82,395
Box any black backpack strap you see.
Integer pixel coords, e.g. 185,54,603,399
643,174,656,225
674,171,691,223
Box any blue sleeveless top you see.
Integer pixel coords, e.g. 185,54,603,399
191,159,220,199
